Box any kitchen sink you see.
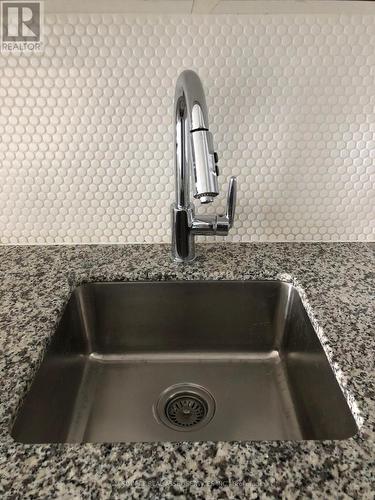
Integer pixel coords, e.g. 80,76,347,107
12,281,357,443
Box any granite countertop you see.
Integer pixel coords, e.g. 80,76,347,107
0,243,374,499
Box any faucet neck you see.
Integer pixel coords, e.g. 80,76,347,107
174,71,220,209
174,71,210,209
174,96,190,209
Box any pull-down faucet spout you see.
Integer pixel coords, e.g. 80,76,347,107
171,70,237,262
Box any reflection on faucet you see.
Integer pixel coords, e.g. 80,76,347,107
171,70,237,262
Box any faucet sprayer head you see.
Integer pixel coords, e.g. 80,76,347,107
190,128,219,203
189,101,219,203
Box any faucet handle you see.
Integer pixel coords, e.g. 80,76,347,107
214,176,237,235
225,176,237,228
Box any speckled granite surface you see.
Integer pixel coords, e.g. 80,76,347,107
0,243,374,499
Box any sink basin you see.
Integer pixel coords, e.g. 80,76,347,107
12,281,357,443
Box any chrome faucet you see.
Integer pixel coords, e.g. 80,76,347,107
171,70,237,262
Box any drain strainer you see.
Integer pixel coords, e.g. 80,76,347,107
154,383,215,432
166,394,207,428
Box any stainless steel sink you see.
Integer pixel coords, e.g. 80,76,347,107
12,281,358,443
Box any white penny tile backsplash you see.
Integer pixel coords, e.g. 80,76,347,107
0,14,374,244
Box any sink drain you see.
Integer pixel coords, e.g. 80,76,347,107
154,383,215,432
166,394,207,428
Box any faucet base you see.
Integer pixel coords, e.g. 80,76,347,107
171,204,195,263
